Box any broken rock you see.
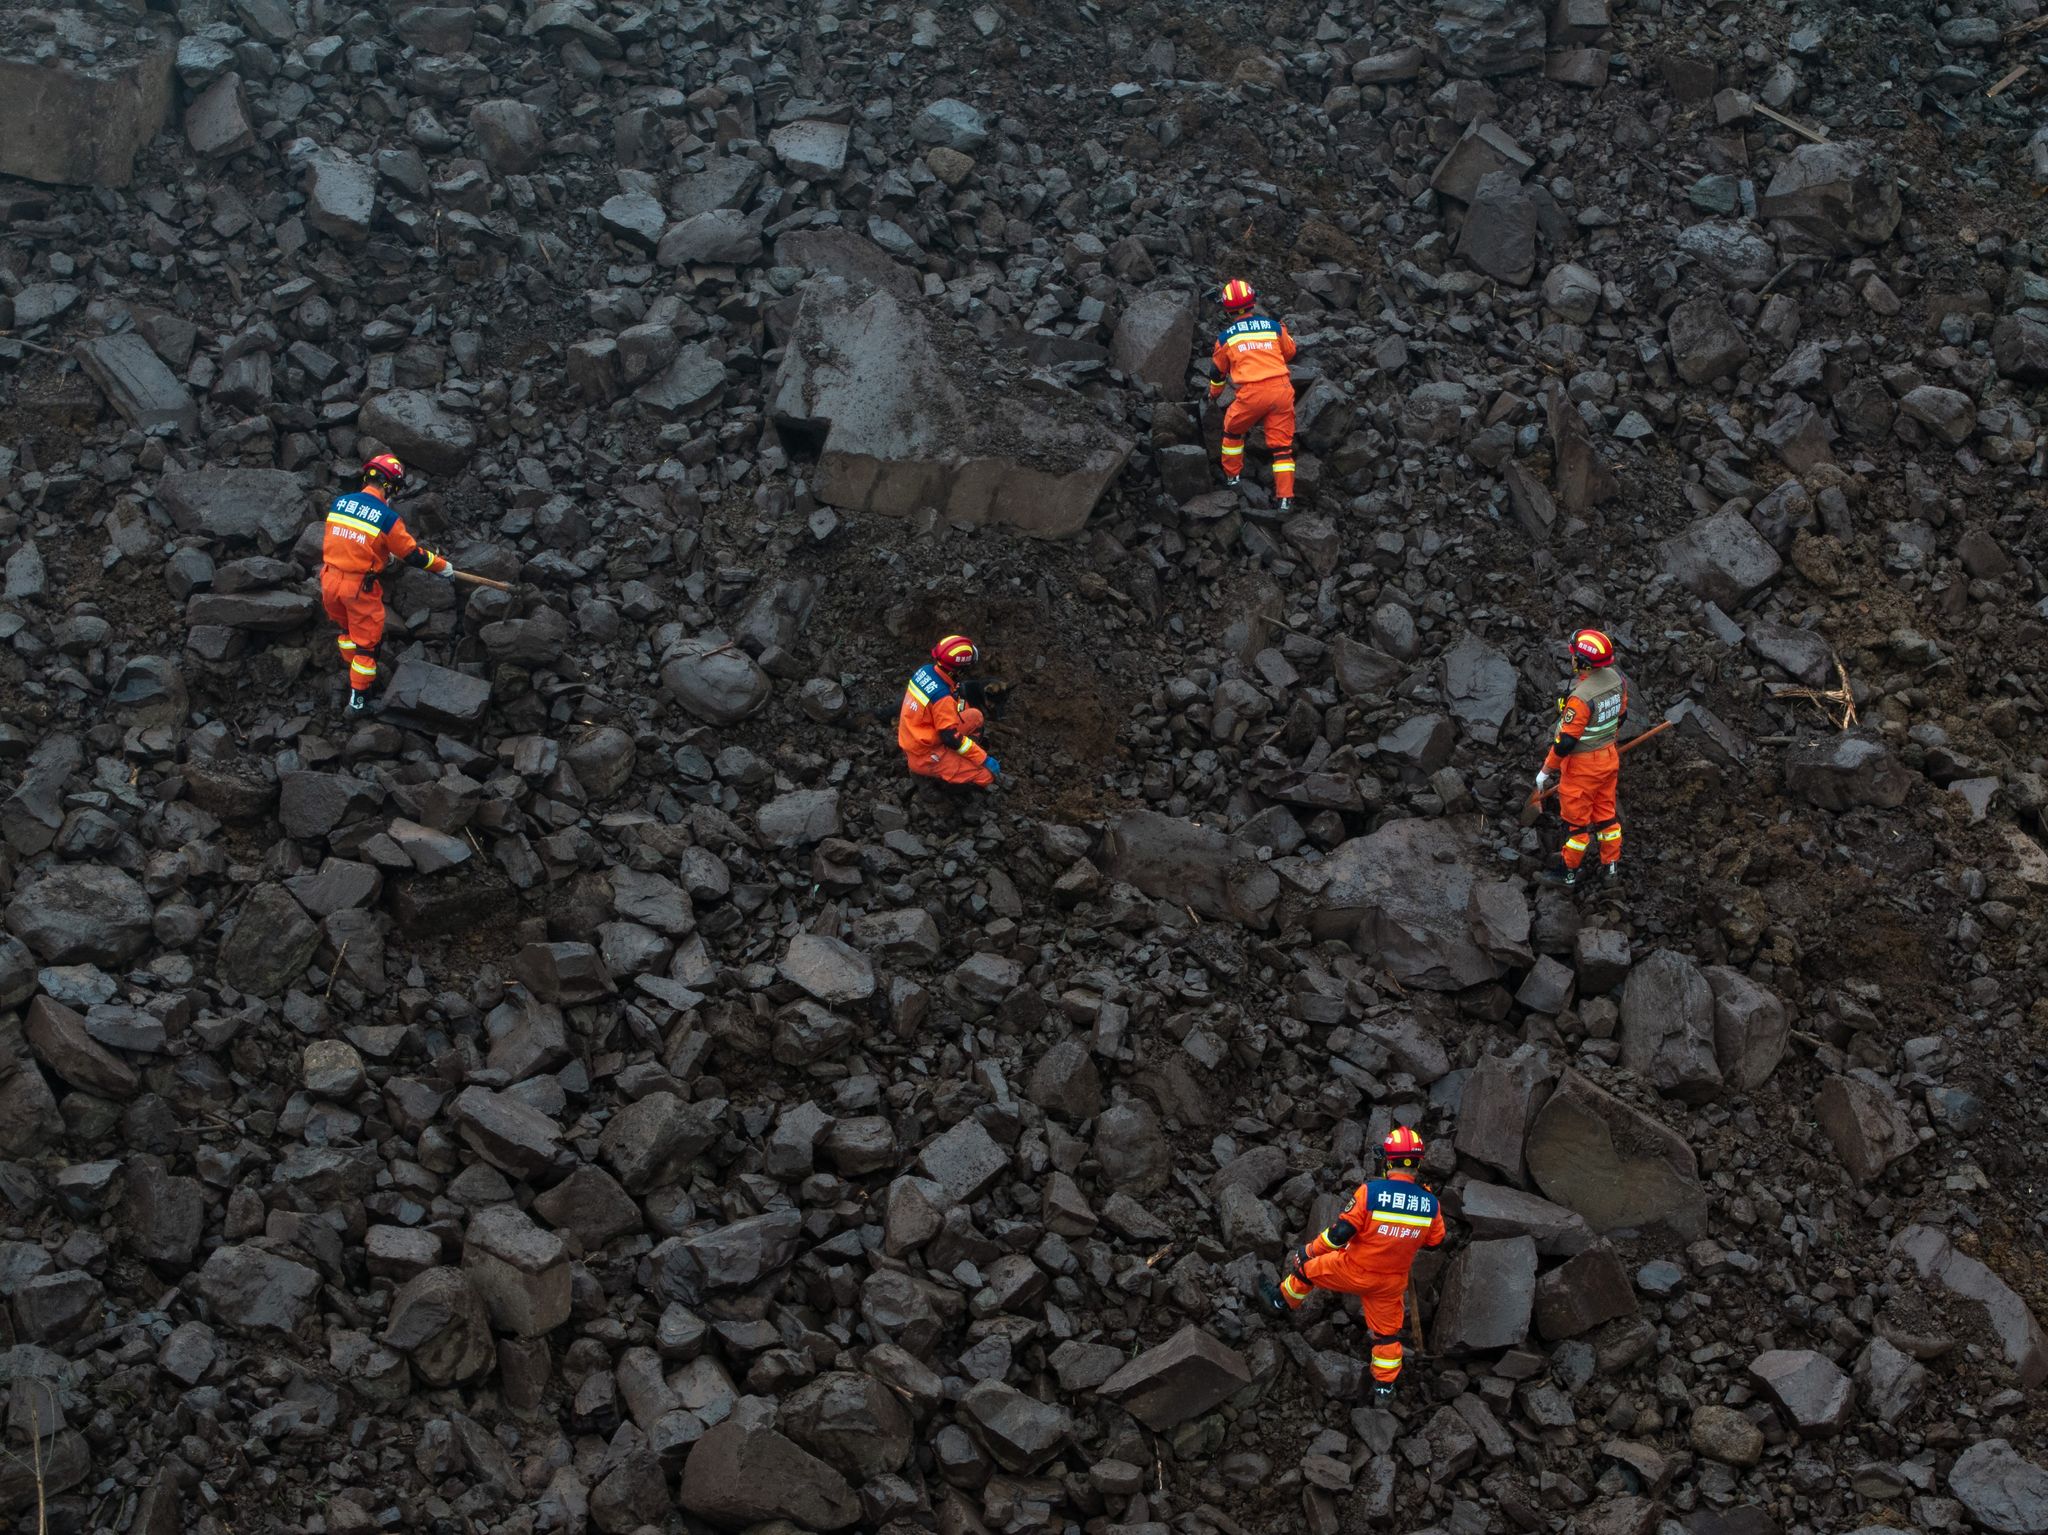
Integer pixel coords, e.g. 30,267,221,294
1748,1349,1853,1436
1525,1071,1707,1238
678,1421,858,1531
1758,141,1903,254
1433,1236,1537,1353
1618,949,1724,1103
1098,1326,1251,1430
770,280,1131,538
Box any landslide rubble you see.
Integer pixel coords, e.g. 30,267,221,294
3,1,2048,1534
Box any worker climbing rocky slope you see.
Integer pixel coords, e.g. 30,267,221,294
3,0,2048,1533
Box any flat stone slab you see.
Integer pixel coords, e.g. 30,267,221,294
770,278,1132,538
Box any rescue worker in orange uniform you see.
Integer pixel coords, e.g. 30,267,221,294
1535,628,1629,886
1206,278,1299,511
1260,1126,1444,1402
319,455,452,714
899,634,1000,788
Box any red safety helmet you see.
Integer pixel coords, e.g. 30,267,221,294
1569,628,1616,669
362,454,408,493
1220,278,1256,313
1382,1125,1426,1165
931,634,979,670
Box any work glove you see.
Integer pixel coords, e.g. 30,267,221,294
983,757,1002,779
1535,769,1556,795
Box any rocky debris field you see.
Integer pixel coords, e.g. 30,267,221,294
4,0,2048,1533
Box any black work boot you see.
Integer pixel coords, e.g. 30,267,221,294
1600,862,1621,885
1371,1380,1397,1406
1276,497,1293,513
1257,1279,1290,1318
1537,859,1579,887
345,690,369,716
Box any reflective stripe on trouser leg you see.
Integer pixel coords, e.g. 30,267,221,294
1561,828,1591,869
1369,1335,1404,1383
1597,822,1623,865
1272,457,1296,498
1280,1272,1312,1306
1220,437,1245,474
349,647,378,693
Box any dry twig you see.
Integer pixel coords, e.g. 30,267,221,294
1767,657,1858,729
2,1379,53,1535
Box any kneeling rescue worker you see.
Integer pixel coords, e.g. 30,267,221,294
1536,627,1629,886
319,455,452,714
1207,278,1298,511
899,634,1000,788
1261,1126,1444,1402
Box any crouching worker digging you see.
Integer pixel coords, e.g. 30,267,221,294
899,633,1001,789
1260,1126,1444,1403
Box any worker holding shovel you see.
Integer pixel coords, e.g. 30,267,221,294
1534,628,1629,887
318,455,503,715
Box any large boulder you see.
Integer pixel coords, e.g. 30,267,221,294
780,1371,913,1479
0,30,176,188
1104,811,1278,929
1618,949,1724,1102
1439,631,1518,744
678,1422,858,1531
158,469,306,550
1816,1074,1916,1184
1992,315,2048,382
769,279,1131,538
1432,1237,1537,1353
1097,1326,1251,1429
1659,508,1783,607
660,635,772,724
958,1380,1074,1472
381,659,490,728
1109,289,1196,394
197,1244,321,1333
1704,966,1790,1092
1784,734,1911,811
1456,170,1537,284
1454,1045,1555,1183
1893,1226,2048,1388
6,864,153,965
216,883,321,998
1667,298,1749,385
1748,1349,1853,1436
1308,818,1531,991
1949,1439,2048,1535
381,1267,495,1387
1525,1071,1708,1238
77,335,198,435
1758,141,1903,253
1433,0,1546,76
358,390,477,476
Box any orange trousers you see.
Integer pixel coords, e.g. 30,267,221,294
1557,746,1621,868
1283,1255,1411,1385
1221,377,1296,498
320,567,387,694
905,748,995,788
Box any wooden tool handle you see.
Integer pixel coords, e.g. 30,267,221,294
451,570,512,592
1524,718,1677,807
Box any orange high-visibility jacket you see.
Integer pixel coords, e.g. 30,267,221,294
1298,1172,1445,1286
321,487,448,577
898,662,988,766
1210,314,1298,388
